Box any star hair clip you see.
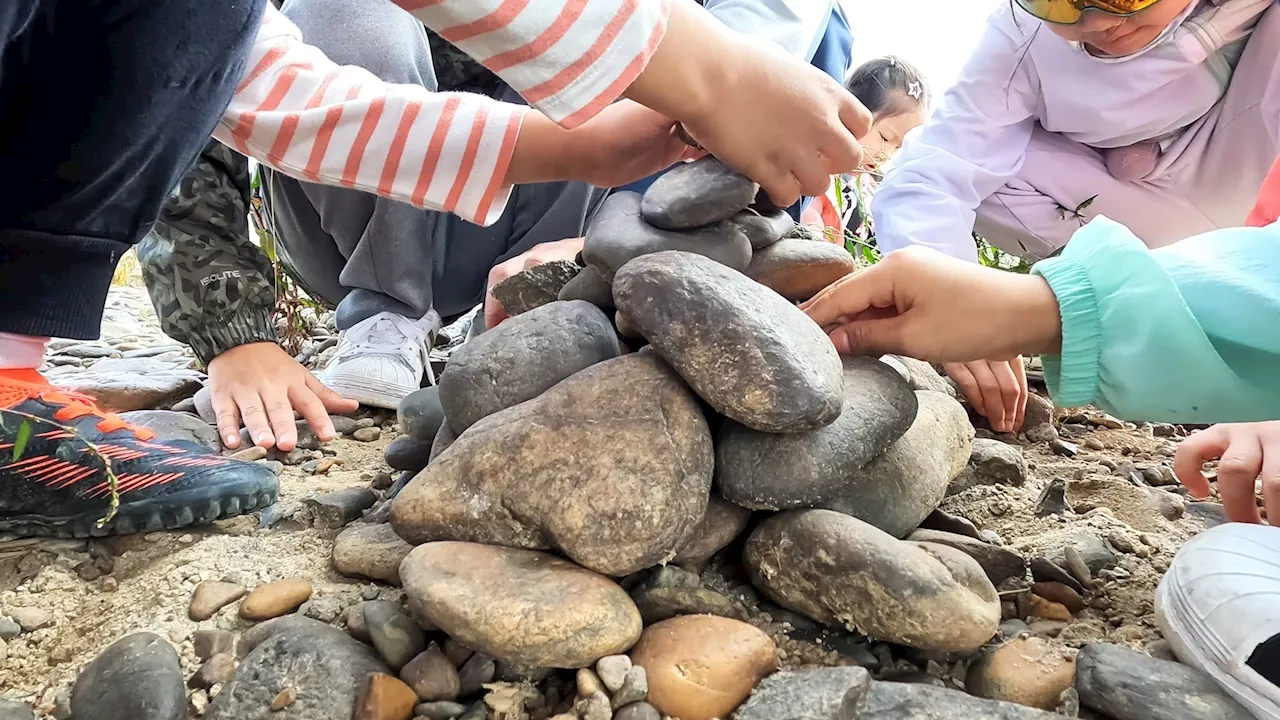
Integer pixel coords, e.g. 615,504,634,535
907,81,923,100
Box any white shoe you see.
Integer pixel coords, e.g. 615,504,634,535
318,311,437,409
1156,523,1280,719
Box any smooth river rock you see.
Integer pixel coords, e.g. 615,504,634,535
332,523,414,586
209,624,388,720
629,615,777,720
857,681,1064,719
744,239,857,303
613,251,843,433
398,387,445,444
392,354,712,576
716,357,917,510
401,543,642,668
71,633,185,720
557,265,615,311
1075,643,1254,720
820,391,973,538
672,493,753,566
437,300,621,433
583,192,752,281
639,157,758,230
745,510,1000,652
735,667,871,720
731,208,795,250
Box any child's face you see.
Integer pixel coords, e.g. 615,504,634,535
860,106,926,170
1043,0,1197,56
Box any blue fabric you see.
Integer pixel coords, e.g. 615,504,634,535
615,2,854,220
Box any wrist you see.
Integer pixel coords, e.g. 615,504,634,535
1011,275,1063,356
622,0,731,128
505,111,575,186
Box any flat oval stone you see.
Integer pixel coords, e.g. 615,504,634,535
730,209,794,251
437,300,621,433
333,523,414,586
72,633,185,720
613,251,842,433
401,542,642,668
744,239,856,302
639,157,758,230
716,357,918,510
820,390,974,538
557,265,615,311
745,510,1000,652
583,193,751,281
392,354,712,576
384,436,433,472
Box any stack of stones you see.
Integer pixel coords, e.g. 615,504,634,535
352,156,1006,719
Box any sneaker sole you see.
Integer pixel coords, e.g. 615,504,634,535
0,481,278,539
322,375,417,410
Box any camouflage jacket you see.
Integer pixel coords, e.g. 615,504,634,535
136,140,278,367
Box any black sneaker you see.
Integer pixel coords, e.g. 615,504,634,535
0,369,277,538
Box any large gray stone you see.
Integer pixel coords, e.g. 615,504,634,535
640,157,758,230
716,357,917,510
821,391,973,538
745,510,1000,652
71,633,185,720
437,300,621,433
856,681,1063,719
209,625,388,720
1075,643,1253,720
583,192,752,281
393,354,712,576
744,239,856,303
734,666,871,720
614,251,843,434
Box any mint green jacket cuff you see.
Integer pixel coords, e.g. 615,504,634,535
1030,216,1280,424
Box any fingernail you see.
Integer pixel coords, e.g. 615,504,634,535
224,434,237,444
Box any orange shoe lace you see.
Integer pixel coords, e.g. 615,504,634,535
0,369,156,440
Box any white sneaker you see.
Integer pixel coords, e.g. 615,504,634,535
1156,523,1280,719
318,311,437,409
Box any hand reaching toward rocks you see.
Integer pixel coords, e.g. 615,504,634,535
801,246,1062,363
486,238,586,329
1175,421,1280,524
207,342,358,450
944,359,1029,434
621,0,870,207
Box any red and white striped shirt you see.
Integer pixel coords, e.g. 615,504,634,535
214,0,670,227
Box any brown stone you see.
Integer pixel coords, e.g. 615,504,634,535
400,542,642,668
629,615,777,720
189,653,236,689
744,238,856,302
400,643,460,702
189,581,247,621
672,493,752,567
1029,594,1073,622
966,637,1076,710
354,673,418,720
1031,582,1085,614
333,523,414,586
239,578,313,621
52,358,203,412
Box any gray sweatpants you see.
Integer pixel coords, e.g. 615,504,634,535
264,0,607,330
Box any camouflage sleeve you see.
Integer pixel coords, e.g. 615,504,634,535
137,140,279,367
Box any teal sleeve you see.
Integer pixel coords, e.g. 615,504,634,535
1030,216,1280,423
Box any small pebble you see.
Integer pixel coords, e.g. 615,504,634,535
263,460,285,476
415,701,468,720
353,427,382,442
614,702,661,720
240,578,313,620
595,654,632,693
401,643,461,702
611,666,648,709
0,616,21,639
189,653,236,689
365,600,427,671
1050,439,1078,458
457,652,495,696
573,691,612,720
270,687,297,711
193,630,235,660
9,606,53,632
355,673,419,720
577,668,604,697
190,581,248,621
1084,438,1104,450
371,472,394,490
443,638,474,668
231,446,268,462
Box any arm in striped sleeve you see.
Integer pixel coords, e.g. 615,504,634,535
396,0,672,128
213,5,524,227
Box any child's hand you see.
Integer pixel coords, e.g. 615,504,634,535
507,102,695,188
1175,421,1280,524
484,237,585,329
624,0,870,208
945,359,1029,434
800,246,1063,362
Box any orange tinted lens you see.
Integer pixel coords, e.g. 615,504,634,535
1014,0,1085,23
1087,0,1164,13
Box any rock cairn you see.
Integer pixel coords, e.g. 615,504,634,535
21,160,1252,720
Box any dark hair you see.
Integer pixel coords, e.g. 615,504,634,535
845,56,930,120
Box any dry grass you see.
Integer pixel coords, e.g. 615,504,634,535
111,248,144,287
